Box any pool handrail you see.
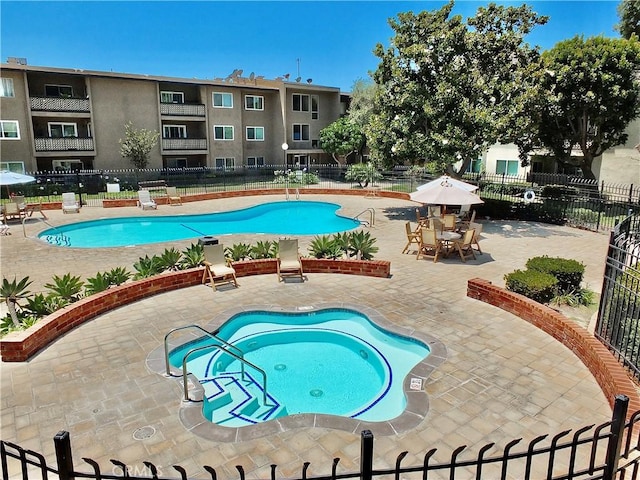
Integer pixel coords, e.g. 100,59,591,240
163,325,244,377
181,343,269,405
354,208,375,227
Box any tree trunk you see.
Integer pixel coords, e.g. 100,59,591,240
6,299,20,328
580,155,597,180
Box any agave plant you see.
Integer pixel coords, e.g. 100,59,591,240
0,276,32,328
308,235,342,259
349,231,379,260
132,255,165,279
84,272,112,296
106,266,131,286
158,247,183,271
226,242,252,261
44,273,84,305
24,292,59,317
331,232,352,258
180,243,204,269
250,240,276,259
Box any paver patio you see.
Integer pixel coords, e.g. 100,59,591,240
0,193,615,477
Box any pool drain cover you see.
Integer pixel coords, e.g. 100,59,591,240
133,426,156,440
310,389,323,398
274,363,287,371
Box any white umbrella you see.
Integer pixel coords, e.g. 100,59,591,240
417,175,479,192
0,170,36,186
410,178,484,206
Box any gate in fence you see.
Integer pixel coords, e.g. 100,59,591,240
2,396,639,480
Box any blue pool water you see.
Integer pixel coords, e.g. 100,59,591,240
39,201,360,248
169,308,430,426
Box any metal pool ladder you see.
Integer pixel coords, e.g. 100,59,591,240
163,325,268,404
354,208,375,227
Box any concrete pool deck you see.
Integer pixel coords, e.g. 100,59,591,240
0,193,616,477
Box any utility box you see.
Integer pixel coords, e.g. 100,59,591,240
198,236,219,246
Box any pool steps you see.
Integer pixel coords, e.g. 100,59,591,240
202,371,286,427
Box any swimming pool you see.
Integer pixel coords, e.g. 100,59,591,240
167,307,431,427
39,201,361,248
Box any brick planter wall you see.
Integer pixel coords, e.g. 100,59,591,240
467,277,640,418
1,259,390,362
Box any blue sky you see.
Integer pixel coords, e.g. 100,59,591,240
1,1,621,92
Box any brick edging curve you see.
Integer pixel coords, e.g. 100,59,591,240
0,258,391,362
467,277,640,419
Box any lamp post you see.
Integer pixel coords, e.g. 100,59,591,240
281,142,289,169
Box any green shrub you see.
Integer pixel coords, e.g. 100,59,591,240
526,256,585,294
505,269,558,304
541,184,579,199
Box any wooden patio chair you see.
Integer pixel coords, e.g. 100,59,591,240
201,244,239,290
468,221,483,254
452,229,476,262
416,228,443,262
402,222,421,254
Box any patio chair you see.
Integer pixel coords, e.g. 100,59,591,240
137,190,157,210
429,217,444,233
458,204,471,220
166,186,182,206
468,221,483,254
452,228,476,262
11,195,26,210
3,202,22,221
61,193,80,214
461,210,477,230
443,214,457,231
201,244,239,291
416,228,443,262
402,221,421,254
415,208,428,228
277,238,305,282
428,205,441,218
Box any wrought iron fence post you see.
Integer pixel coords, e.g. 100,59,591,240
603,394,629,480
54,431,75,480
360,430,373,480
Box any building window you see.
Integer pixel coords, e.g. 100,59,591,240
214,125,234,140
215,157,235,170
496,159,519,176
293,94,310,112
247,156,265,168
466,159,482,173
246,126,264,141
163,124,187,138
160,91,184,103
213,92,233,108
52,159,84,172
45,84,73,97
0,78,14,97
245,95,264,110
0,161,25,173
0,121,19,139
293,124,310,141
311,95,319,119
48,122,77,138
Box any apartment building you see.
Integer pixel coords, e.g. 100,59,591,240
0,59,345,173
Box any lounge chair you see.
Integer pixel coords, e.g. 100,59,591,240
402,221,421,254
137,190,157,210
11,195,26,210
416,228,443,262
3,202,22,221
201,244,239,290
468,221,483,254
61,193,80,214
452,229,476,262
277,238,305,281
166,186,182,206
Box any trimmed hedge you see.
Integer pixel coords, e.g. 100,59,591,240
526,256,585,294
504,269,559,304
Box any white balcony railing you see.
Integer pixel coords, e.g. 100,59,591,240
34,137,95,152
30,96,90,112
161,138,208,150
160,103,206,116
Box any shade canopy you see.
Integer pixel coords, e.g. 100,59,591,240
0,170,36,186
416,175,479,192
410,178,484,206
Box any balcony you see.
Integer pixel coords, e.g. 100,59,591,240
30,96,90,113
161,138,208,151
160,103,206,117
34,137,95,152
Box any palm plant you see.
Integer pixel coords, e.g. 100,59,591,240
331,232,352,258
349,231,379,260
0,276,32,328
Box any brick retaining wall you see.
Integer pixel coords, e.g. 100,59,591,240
467,277,640,419
0,259,390,362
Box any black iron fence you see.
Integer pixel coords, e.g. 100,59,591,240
596,213,640,381
1,395,638,480
4,167,639,232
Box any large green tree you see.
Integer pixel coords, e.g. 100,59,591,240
319,116,366,164
368,1,547,174
617,0,640,40
119,121,159,169
520,36,640,179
